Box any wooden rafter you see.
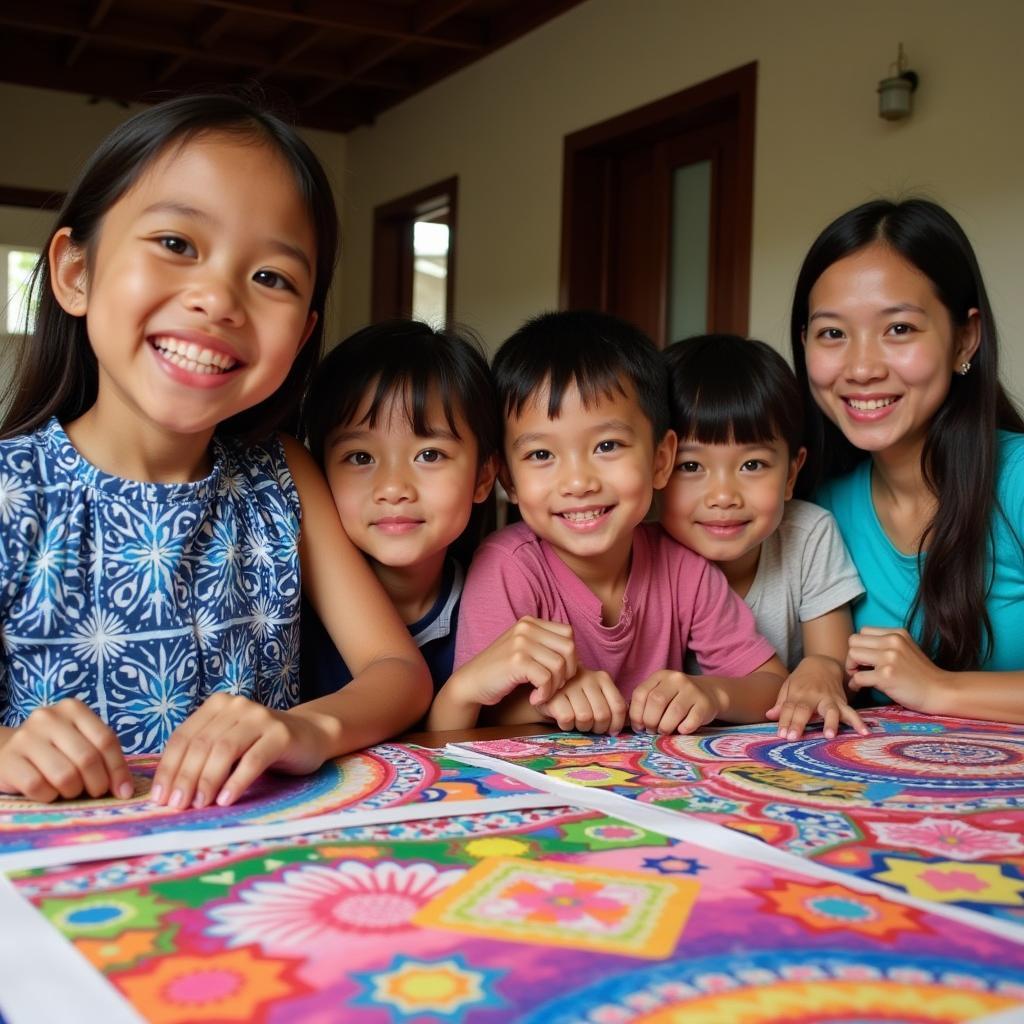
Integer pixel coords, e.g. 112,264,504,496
0,0,590,133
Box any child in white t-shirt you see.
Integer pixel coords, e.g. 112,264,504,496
661,334,866,739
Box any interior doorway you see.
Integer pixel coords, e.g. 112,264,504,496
560,63,756,345
372,177,457,329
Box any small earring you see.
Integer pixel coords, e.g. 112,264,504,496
957,360,971,376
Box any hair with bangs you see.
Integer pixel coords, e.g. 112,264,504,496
493,310,670,440
300,319,499,469
2,90,338,444
664,334,803,455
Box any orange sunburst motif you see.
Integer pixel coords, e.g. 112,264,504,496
116,947,298,1023
761,880,924,938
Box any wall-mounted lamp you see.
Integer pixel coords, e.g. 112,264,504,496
878,43,919,120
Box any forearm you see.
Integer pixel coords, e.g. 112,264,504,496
426,669,484,731
700,670,786,723
295,655,432,756
923,669,1024,723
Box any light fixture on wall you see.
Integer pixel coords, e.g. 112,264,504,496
878,43,919,121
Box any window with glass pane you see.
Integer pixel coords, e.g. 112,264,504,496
667,160,711,342
4,246,40,335
413,220,449,327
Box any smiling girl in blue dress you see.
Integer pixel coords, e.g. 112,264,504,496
0,94,430,807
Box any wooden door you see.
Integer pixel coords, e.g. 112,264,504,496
561,64,755,345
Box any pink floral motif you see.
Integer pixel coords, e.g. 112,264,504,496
918,869,990,893
504,879,628,927
868,818,1024,862
207,860,464,949
468,739,538,757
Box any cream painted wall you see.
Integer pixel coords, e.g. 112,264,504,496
0,83,348,342
340,0,1024,400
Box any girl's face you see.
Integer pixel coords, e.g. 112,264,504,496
661,436,803,572
803,243,979,461
324,388,495,573
51,134,318,441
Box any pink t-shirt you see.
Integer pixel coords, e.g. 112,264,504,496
455,521,775,698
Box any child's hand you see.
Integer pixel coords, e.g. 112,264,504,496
0,700,132,802
447,617,577,709
152,693,334,810
536,668,627,734
767,655,868,739
846,627,947,712
629,671,720,734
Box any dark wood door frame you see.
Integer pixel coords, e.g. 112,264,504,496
0,186,65,211
372,176,458,325
560,63,756,341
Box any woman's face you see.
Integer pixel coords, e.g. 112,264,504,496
803,243,979,461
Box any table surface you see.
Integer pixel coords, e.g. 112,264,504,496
4,709,1023,1024
400,721,558,748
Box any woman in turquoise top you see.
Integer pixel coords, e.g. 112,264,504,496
790,198,1024,723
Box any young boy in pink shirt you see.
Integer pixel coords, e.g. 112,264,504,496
428,311,787,733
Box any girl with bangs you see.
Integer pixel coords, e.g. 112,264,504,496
661,334,866,739
300,320,498,699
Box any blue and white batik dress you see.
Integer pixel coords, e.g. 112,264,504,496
0,418,302,754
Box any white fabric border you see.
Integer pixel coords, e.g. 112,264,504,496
0,874,145,1024
446,743,1024,946
0,792,565,873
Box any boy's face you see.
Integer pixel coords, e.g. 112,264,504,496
502,380,676,578
324,387,494,572
660,437,805,568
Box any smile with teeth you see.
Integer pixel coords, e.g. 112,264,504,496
559,508,608,522
152,336,238,375
845,396,898,411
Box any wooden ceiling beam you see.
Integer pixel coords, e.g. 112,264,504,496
178,0,486,50
0,35,368,132
65,0,116,67
0,8,378,89
156,9,236,85
275,26,326,67
490,0,585,45
252,25,410,92
301,0,475,108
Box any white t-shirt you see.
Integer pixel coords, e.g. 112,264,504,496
686,500,864,671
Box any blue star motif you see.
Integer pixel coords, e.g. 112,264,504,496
642,855,707,875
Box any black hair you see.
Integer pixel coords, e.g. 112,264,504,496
492,310,670,440
664,334,804,456
300,319,499,466
299,319,499,565
790,197,1024,670
2,91,339,444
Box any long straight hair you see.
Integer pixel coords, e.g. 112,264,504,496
2,92,339,444
791,198,1024,669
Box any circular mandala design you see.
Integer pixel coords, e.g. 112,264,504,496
898,741,1011,766
768,734,1024,791
519,952,1024,1024
0,752,400,833
663,731,1024,812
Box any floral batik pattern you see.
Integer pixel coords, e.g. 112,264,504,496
0,418,302,752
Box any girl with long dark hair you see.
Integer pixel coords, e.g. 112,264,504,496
792,198,1024,721
0,94,430,805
